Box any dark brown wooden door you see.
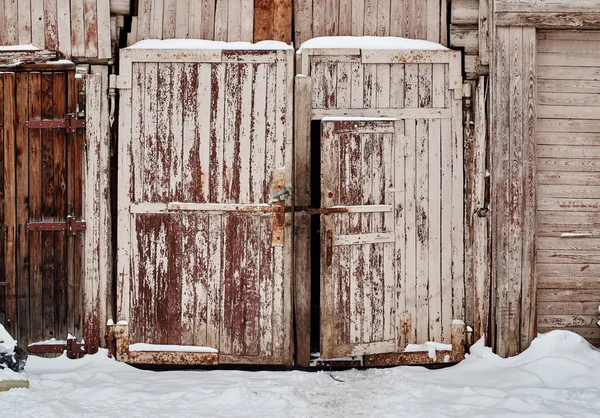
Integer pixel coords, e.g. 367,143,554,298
0,66,84,349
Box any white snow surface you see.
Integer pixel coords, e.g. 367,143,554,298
129,343,217,353
128,39,293,50
0,323,16,354
298,36,448,53
2,331,600,417
0,44,40,51
404,342,453,361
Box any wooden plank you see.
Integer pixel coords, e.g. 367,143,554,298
537,250,600,264
293,75,311,367
96,0,112,59
538,92,600,107
538,80,600,94
537,288,600,302
83,0,98,57
538,66,600,81
538,237,600,251
31,0,46,50
538,184,600,198
253,0,273,42
538,105,600,120
53,72,68,341
537,198,600,212
537,314,599,327
537,132,600,145
450,26,479,54
451,0,478,25
28,72,43,343
389,0,402,37
415,117,429,343
496,0,600,13
538,119,600,133
537,158,600,172
14,73,29,345
537,301,600,315
162,0,177,38
17,0,32,44
520,27,536,351
294,0,312,47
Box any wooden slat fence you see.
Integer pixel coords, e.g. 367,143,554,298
295,0,448,48
127,0,292,46
0,0,111,60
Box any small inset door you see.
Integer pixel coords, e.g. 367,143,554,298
320,118,405,358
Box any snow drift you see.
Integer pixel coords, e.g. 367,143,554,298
1,330,600,417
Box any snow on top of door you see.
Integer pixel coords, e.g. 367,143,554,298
128,343,218,353
297,36,448,53
127,39,293,50
0,44,41,51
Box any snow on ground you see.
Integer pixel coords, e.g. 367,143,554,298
2,330,600,417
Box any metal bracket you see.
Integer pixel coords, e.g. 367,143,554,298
26,215,86,236
26,113,85,133
269,186,291,203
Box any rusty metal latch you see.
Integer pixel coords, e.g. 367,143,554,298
26,215,86,236
26,113,85,133
269,186,291,203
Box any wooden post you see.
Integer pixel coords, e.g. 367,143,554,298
294,75,312,367
473,76,490,344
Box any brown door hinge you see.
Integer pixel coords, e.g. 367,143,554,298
26,113,84,133
26,215,86,236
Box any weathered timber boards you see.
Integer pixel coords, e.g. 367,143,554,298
128,0,292,45
496,0,600,13
535,31,600,348
117,50,294,365
295,0,448,47
491,27,537,357
0,0,110,60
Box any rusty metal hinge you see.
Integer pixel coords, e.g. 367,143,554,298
26,113,84,133
26,215,86,236
28,337,87,359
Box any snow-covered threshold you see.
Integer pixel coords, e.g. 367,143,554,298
2,331,600,417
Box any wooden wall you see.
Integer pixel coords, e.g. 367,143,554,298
450,0,491,79
490,26,537,357
294,0,448,48
0,0,111,60
127,0,292,46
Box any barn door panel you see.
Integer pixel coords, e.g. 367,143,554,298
117,49,294,365
1,67,85,349
320,119,405,359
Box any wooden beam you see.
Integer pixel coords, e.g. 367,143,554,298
496,13,600,29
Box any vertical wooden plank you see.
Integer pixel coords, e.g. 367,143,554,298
389,0,404,37
325,0,339,36
312,0,325,38
13,73,29,345
244,215,261,356
405,0,416,39
143,63,158,203
520,27,536,352
28,73,43,343
294,75,311,366
83,74,101,351
0,75,4,328
223,63,240,203
197,64,211,202
479,0,491,65
241,0,254,41
377,0,390,36
473,76,489,345
131,64,145,204
72,73,84,338
209,63,226,203
440,0,447,46
227,0,241,41
426,0,440,43
32,0,46,50
364,0,377,36
253,0,273,42
394,120,406,349
376,64,390,109
294,0,313,47
175,0,190,38
238,64,253,204
350,61,364,109
390,64,405,108
53,72,68,341
166,216,182,345
416,0,427,40
83,0,98,58
404,118,417,345
17,0,32,44
96,0,112,59
363,63,376,109
415,118,429,343
4,0,18,44
56,0,71,57
150,0,165,39
156,62,173,201
383,132,395,343
40,72,56,340
351,0,364,36
371,134,386,343
116,76,133,326
338,0,352,36
441,115,453,343
170,63,184,201
206,214,222,350
162,0,177,38
201,0,215,39
493,27,511,356
506,26,523,357
193,215,210,347
187,0,201,39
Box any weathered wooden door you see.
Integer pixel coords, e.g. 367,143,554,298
0,64,84,349
536,30,600,346
116,46,294,365
320,119,405,358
